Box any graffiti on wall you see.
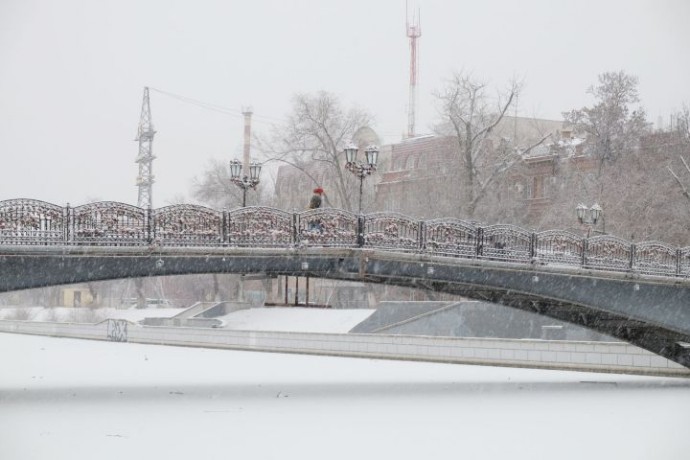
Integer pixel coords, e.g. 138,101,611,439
106,319,128,342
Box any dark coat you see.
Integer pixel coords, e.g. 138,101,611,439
309,194,322,209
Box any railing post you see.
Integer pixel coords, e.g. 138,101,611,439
677,248,682,277
292,211,298,246
477,227,484,258
146,207,153,244
629,243,636,271
582,238,588,268
64,203,71,244
418,221,425,253
357,214,365,248
530,232,536,260
220,208,227,245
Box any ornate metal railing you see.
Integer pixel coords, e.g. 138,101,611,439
228,206,293,247
71,201,147,246
424,219,478,258
153,204,222,246
363,212,419,252
0,198,65,245
2,198,690,278
534,229,583,267
298,208,358,247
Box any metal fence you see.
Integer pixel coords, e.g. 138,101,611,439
2,198,690,278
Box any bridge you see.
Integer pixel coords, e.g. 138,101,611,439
2,198,690,368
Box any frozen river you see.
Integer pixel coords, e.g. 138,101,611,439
1,332,689,460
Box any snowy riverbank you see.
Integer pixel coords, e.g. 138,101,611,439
2,333,689,460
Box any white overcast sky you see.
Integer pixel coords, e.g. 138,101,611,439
1,0,688,207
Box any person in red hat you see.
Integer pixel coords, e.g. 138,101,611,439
309,187,324,209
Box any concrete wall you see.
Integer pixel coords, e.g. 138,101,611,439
0,319,687,377
357,301,611,341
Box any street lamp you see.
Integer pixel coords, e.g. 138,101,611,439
229,159,262,207
343,143,379,214
576,202,603,237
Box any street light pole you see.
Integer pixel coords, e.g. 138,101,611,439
229,159,262,207
576,203,603,237
343,143,379,214
358,175,365,215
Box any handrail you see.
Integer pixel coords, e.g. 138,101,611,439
1,199,689,278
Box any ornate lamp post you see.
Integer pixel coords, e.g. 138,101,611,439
230,159,262,207
576,203,603,237
343,143,379,214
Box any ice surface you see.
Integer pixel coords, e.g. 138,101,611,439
1,332,689,460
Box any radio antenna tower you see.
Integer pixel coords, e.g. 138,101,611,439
406,2,421,139
135,87,156,209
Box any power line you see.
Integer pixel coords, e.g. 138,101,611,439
147,87,408,143
148,87,284,125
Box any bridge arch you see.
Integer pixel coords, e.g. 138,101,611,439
2,201,690,368
1,246,689,369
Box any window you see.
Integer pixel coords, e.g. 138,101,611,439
392,156,404,171
532,176,545,199
405,154,418,170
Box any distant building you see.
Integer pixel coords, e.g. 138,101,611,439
375,116,565,220
375,135,455,218
508,128,595,225
60,286,95,307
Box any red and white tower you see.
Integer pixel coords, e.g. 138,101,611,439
241,106,253,176
406,4,421,139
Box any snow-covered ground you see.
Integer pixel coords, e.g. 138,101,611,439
0,306,374,333
1,332,689,460
0,306,186,323
216,307,374,333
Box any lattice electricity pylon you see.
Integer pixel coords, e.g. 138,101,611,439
135,87,156,209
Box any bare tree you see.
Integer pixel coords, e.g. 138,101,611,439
535,124,690,244
563,71,649,177
678,105,690,143
531,72,656,238
667,106,690,200
258,92,373,212
191,159,253,209
434,72,550,219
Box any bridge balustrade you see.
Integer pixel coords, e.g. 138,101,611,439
634,242,678,276
71,202,147,246
423,219,478,258
679,248,690,277
363,212,419,252
584,235,633,272
3,198,690,279
0,199,65,245
534,230,583,267
228,207,293,247
482,224,532,262
298,208,358,247
153,204,222,247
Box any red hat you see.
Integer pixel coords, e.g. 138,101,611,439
314,187,324,194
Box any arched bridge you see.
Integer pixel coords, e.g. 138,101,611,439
2,198,690,368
